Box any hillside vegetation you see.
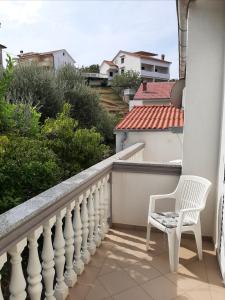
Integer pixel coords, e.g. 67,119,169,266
93,87,129,117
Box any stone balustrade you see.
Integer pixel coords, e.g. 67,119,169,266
0,143,144,300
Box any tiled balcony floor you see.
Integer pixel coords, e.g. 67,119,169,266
68,228,225,300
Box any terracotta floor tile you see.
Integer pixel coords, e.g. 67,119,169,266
66,228,221,300
67,282,91,300
171,294,191,299
99,257,122,275
206,265,224,287
149,252,171,274
185,284,211,300
210,285,225,300
141,275,183,300
123,260,161,284
77,266,100,284
166,271,207,291
98,269,137,295
85,279,110,300
113,285,152,300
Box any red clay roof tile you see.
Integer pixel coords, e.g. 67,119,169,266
115,105,184,130
134,82,175,100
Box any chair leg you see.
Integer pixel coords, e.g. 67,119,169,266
168,231,181,272
174,231,181,272
146,222,151,250
194,222,202,260
168,231,175,272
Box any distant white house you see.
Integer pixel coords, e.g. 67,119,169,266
17,49,75,70
129,81,175,110
100,50,171,82
0,44,6,68
115,105,183,162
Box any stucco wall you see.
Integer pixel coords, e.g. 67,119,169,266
116,131,183,162
182,0,225,237
112,170,179,227
129,99,170,110
113,52,141,74
53,50,74,70
100,62,110,75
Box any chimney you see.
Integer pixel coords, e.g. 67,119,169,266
142,81,147,92
161,54,165,60
20,50,23,54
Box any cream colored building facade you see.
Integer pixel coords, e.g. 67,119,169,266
177,0,225,280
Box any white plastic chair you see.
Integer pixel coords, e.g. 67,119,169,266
146,175,212,272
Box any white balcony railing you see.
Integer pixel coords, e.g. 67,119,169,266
0,143,144,300
81,73,108,79
141,70,170,80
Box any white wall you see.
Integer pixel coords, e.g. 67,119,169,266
112,171,179,227
113,52,141,74
116,131,183,162
182,0,225,237
129,99,170,110
53,50,74,70
100,61,110,75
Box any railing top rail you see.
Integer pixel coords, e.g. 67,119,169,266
113,160,182,175
0,143,144,254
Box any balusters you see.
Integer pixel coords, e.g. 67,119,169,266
81,191,91,264
94,183,101,247
88,187,96,255
0,253,7,300
27,228,43,300
64,202,77,287
104,174,110,234
0,174,113,300
73,198,84,275
99,180,105,240
9,239,27,300
42,217,56,300
54,210,68,300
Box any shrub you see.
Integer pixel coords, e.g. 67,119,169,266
0,137,62,212
111,70,141,96
57,66,116,142
8,63,64,120
42,103,110,178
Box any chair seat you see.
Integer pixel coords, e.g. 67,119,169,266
151,212,195,228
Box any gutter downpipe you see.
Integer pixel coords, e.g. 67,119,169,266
176,0,193,79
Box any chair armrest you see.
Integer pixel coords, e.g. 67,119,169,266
149,193,176,214
180,207,202,214
176,207,202,231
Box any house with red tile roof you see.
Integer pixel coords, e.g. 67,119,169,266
129,81,175,110
99,50,171,83
115,105,183,162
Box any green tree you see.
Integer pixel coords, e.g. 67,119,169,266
0,137,62,213
111,70,141,96
42,103,110,178
8,63,64,120
57,65,116,144
81,64,100,73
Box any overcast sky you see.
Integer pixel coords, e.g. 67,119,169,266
0,0,178,78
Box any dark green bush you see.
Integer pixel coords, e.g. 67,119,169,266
111,70,141,96
0,137,62,213
42,103,110,178
8,63,64,120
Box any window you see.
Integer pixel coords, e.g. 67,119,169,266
109,71,113,77
141,66,145,70
121,57,124,64
121,68,125,74
155,68,158,72
63,52,65,56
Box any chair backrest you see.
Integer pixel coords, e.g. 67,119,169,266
174,175,212,223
